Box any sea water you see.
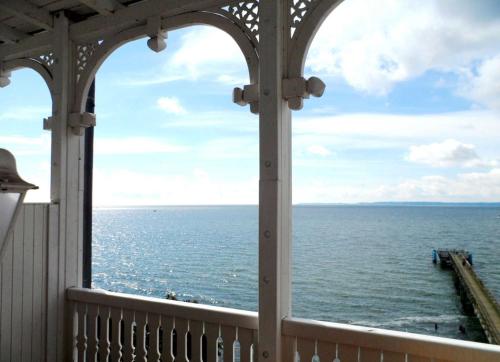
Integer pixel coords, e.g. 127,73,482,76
92,205,500,342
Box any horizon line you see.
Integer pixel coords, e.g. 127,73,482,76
91,201,500,208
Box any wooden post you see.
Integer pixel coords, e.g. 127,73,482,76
258,1,292,362
48,11,85,362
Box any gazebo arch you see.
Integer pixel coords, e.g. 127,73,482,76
2,57,55,105
287,0,345,79
74,11,260,114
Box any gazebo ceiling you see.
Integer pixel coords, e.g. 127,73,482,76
0,0,238,60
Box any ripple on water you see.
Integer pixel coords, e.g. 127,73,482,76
92,205,499,342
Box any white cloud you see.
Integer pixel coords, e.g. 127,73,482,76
95,137,188,155
93,168,258,206
307,145,332,157
407,139,481,168
293,110,500,150
162,110,257,131
197,137,258,160
294,168,500,204
157,97,187,115
117,74,184,87
306,0,500,96
111,26,250,87
0,134,51,155
22,161,50,203
169,27,248,83
461,55,500,110
216,74,249,86
0,106,50,121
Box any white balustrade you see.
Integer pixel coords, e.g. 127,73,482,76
67,288,500,362
67,288,258,362
282,317,500,362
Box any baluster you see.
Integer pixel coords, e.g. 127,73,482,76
135,311,148,361
383,351,406,362
237,328,253,362
148,313,161,362
175,318,189,361
161,315,174,361
110,308,123,362
122,309,135,362
189,320,204,362
317,341,337,362
87,304,100,362
76,303,87,362
221,325,236,362
205,323,219,362
297,338,315,362
99,307,111,362
338,344,359,362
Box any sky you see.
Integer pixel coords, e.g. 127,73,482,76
1,0,500,205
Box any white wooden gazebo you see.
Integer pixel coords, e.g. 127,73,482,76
1,1,500,361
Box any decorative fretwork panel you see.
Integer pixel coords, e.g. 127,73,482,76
76,42,99,82
38,52,55,69
290,0,317,37
220,1,260,43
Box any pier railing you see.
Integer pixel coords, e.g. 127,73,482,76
67,288,500,361
449,252,500,345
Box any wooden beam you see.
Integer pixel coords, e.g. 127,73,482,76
77,0,124,15
0,23,29,44
0,0,239,60
70,0,240,41
0,32,51,60
0,0,53,30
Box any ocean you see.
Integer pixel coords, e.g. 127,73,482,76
92,205,500,343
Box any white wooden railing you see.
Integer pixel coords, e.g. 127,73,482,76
67,288,500,362
67,288,258,362
282,317,500,362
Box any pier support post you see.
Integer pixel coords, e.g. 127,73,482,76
258,1,292,362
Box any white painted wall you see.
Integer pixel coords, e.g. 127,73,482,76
0,204,49,362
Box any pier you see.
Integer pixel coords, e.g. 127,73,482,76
436,249,500,344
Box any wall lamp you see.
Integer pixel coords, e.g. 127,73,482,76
0,149,38,259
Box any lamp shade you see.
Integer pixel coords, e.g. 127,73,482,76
0,149,38,258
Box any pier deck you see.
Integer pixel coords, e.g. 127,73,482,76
449,252,500,344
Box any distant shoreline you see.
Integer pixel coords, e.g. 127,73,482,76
93,202,500,208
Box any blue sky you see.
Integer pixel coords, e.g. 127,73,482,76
1,0,500,205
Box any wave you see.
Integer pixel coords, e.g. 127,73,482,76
351,314,459,328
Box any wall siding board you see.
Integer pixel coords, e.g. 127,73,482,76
21,205,34,362
11,206,25,360
0,232,14,361
0,204,51,362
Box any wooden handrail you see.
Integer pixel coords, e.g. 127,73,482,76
282,317,500,362
67,287,258,330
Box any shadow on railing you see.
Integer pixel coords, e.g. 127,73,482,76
67,288,500,362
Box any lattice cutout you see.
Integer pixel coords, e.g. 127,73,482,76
221,1,259,41
76,42,98,82
38,52,55,69
290,0,317,37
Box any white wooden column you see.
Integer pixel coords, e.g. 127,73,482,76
48,11,85,362
258,1,292,362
